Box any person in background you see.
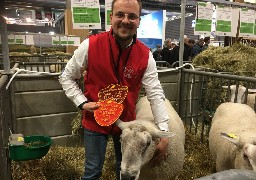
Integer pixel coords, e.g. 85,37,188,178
170,35,191,66
59,0,170,179
29,45,37,55
170,42,177,50
202,36,210,51
153,44,162,61
160,38,172,65
191,38,204,60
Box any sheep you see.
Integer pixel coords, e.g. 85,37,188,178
50,59,68,73
194,169,256,180
209,102,256,172
222,85,256,110
115,96,185,180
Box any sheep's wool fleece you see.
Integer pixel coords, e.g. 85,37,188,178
135,96,185,180
209,102,256,171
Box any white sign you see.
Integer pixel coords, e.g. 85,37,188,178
25,35,35,45
239,8,255,37
105,0,112,30
194,2,213,36
71,0,101,29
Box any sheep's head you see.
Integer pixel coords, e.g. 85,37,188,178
221,133,256,171
120,125,154,180
222,85,246,103
115,119,174,180
222,85,256,103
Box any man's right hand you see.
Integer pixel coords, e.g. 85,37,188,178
83,102,101,112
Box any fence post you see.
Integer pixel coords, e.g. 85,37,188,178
0,76,12,179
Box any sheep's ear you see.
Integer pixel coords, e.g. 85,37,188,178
115,119,125,130
221,133,240,146
248,89,256,93
222,86,229,89
115,119,133,130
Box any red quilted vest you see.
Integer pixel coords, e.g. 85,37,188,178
82,29,149,135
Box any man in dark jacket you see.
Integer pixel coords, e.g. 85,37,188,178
160,38,172,64
170,35,192,66
191,38,204,59
153,44,162,61
202,37,210,51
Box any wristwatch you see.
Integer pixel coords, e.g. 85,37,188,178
78,101,89,110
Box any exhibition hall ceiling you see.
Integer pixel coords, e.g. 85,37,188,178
4,0,196,14
3,0,196,27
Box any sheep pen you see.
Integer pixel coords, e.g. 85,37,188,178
11,129,215,180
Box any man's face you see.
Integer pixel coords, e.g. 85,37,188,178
184,37,189,44
110,0,140,42
199,40,204,47
167,41,172,48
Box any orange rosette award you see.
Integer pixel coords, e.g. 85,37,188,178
94,99,124,126
94,84,128,126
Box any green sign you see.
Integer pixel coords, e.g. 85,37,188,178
195,19,212,32
73,7,100,23
216,20,231,32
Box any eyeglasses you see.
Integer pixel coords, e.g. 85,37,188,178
114,12,139,22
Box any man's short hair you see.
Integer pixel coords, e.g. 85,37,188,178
204,37,210,43
188,39,195,44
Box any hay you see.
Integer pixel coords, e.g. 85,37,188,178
11,131,215,180
192,43,256,77
11,146,84,180
177,130,215,179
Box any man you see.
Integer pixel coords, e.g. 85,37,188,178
202,36,210,51
153,44,162,61
170,35,192,66
191,38,204,60
29,45,37,55
160,38,172,64
59,0,169,179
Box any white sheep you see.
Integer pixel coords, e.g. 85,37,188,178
50,59,68,73
209,102,256,172
115,96,185,180
194,169,256,180
222,85,256,109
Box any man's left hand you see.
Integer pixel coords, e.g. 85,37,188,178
149,137,169,166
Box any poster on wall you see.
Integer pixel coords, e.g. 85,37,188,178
25,35,35,45
194,2,213,36
215,5,232,36
15,35,25,44
8,34,15,44
105,0,112,30
137,10,166,49
52,36,60,45
60,36,68,45
67,36,81,46
71,0,101,29
239,8,254,37
58,36,81,46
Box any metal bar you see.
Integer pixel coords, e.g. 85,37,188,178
183,69,256,82
185,73,191,128
0,4,10,72
194,0,256,9
179,0,186,67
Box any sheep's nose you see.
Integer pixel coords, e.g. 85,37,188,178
121,173,136,180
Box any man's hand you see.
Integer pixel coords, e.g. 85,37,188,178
149,137,169,166
83,102,100,112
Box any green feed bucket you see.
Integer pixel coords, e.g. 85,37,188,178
9,135,52,161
